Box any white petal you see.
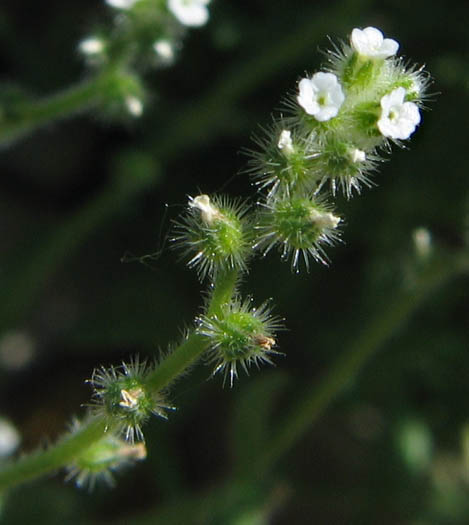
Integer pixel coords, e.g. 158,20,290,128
362,27,384,48
381,38,399,57
297,78,319,115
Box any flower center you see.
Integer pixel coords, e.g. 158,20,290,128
318,92,329,107
388,107,400,122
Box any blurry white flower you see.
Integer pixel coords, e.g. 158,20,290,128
413,227,432,259
0,331,35,370
297,72,345,122
378,87,421,140
106,0,138,8
277,129,294,154
168,0,211,27
79,37,104,56
351,27,399,59
0,417,20,457
153,39,175,63
125,96,143,117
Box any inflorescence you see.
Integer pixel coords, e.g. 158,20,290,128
78,0,214,118
73,26,428,488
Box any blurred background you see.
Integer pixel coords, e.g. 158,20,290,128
0,0,469,523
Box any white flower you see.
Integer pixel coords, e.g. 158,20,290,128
79,37,104,56
125,96,143,117
277,129,294,155
351,27,399,59
105,0,138,9
377,87,421,140
297,72,345,122
168,0,211,27
153,39,175,63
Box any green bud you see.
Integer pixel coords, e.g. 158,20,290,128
197,298,283,386
65,418,147,490
247,125,321,199
89,358,173,442
254,195,341,271
173,194,252,280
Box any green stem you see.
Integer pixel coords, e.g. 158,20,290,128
0,418,106,492
0,70,114,146
0,268,238,492
145,268,238,392
253,250,469,475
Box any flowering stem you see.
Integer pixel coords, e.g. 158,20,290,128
252,249,469,476
0,268,238,492
0,70,116,147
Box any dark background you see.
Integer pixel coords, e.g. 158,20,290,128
0,0,468,523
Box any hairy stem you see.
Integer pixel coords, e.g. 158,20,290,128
0,70,115,147
0,268,238,491
145,268,239,392
0,418,106,492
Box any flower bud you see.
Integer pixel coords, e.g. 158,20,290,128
314,137,375,197
173,194,252,280
254,196,341,270
247,125,320,199
197,298,283,386
89,358,173,443
65,418,146,490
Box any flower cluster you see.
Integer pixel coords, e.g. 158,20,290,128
172,27,428,386
78,0,214,118
247,26,427,269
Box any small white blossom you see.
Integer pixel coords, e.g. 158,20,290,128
153,39,175,63
297,72,345,122
125,96,143,117
189,195,222,224
106,0,138,8
378,87,421,140
351,27,399,59
350,148,366,163
79,37,104,56
168,0,211,27
277,129,294,155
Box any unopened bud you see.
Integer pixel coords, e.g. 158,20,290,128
310,209,341,229
278,129,294,155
